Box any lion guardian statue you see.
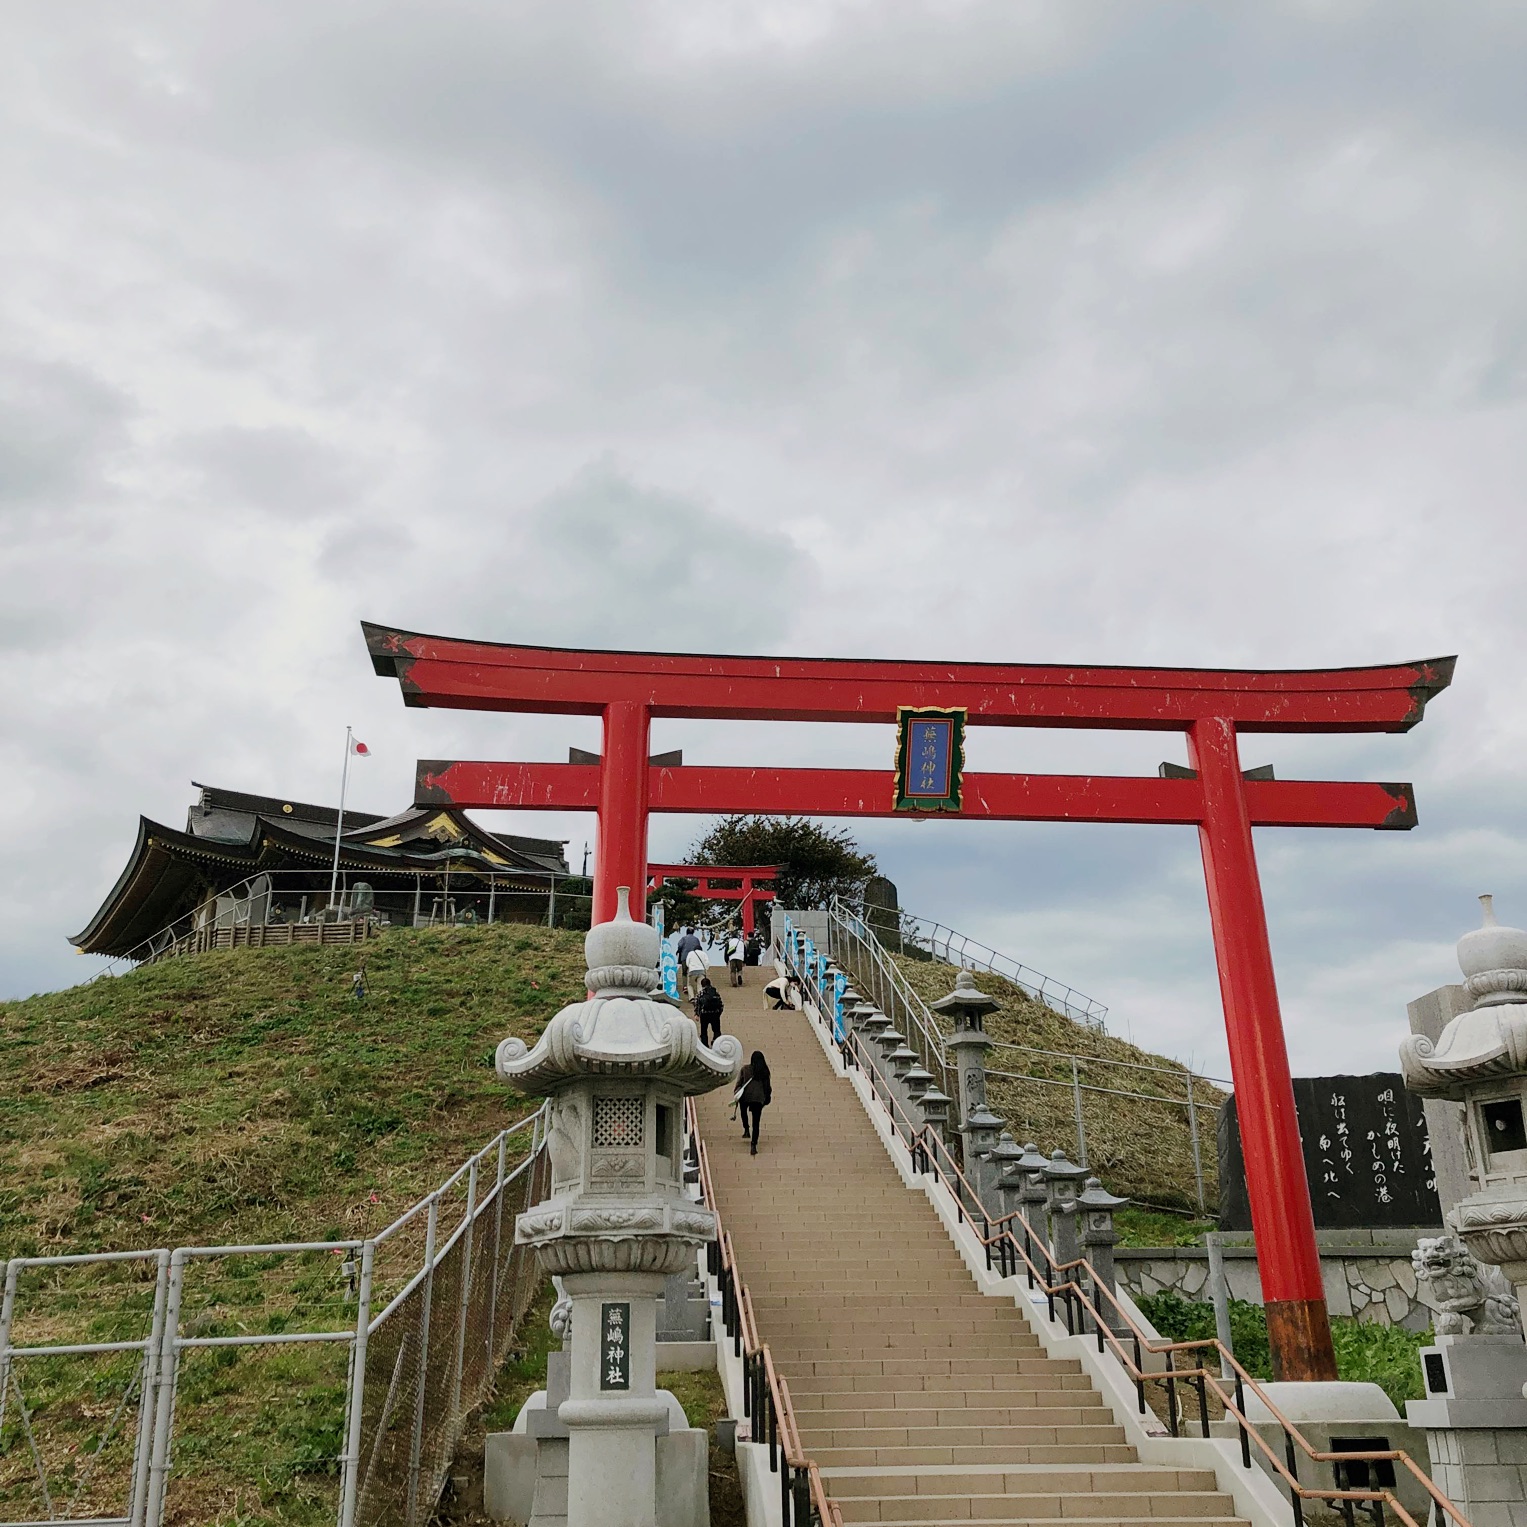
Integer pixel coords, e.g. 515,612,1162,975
1412,1235,1520,1336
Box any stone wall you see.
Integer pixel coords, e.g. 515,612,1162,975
1119,1241,1435,1331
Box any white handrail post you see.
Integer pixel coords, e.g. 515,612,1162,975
338,1240,375,1527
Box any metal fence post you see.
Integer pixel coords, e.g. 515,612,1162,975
1186,1084,1206,1214
338,1240,376,1527
485,1133,509,1365
128,1252,172,1527
0,1260,18,1453
143,1250,187,1527
1070,1057,1088,1168
406,1197,440,1527
450,1161,479,1425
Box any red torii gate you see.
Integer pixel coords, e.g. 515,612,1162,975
646,864,778,936
364,622,1454,1382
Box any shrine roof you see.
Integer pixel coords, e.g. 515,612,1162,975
73,790,570,958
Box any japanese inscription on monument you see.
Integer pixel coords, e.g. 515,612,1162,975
1218,1073,1440,1231
599,1301,630,1391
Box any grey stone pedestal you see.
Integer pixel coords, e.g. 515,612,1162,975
1408,1337,1527,1525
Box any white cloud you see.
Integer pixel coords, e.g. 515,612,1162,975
1,0,1524,1106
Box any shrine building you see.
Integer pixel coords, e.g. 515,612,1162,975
71,782,572,962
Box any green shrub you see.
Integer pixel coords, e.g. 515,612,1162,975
1134,1292,1429,1409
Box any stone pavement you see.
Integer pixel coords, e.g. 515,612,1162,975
694,967,1249,1525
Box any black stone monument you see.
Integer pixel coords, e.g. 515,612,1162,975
1218,1073,1441,1232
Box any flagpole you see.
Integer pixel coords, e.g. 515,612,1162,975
329,726,352,912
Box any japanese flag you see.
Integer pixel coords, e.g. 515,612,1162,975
350,737,371,756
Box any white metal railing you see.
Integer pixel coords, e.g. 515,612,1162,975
0,1108,549,1527
813,904,955,1104
812,899,1226,1213
883,904,1109,1030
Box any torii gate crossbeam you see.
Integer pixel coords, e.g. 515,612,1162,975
647,865,778,936
364,622,1454,1383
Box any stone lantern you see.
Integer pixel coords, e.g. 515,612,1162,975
1391,895,1527,1520
1042,1149,1089,1281
932,969,1000,1130
903,1063,934,1110
494,890,743,1527
989,1131,1028,1222
1401,897,1527,1333
888,1040,920,1089
1015,1141,1054,1251
919,1086,952,1144
932,970,1008,1208
1078,1177,1130,1311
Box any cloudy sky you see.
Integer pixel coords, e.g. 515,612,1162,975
3,0,1524,1083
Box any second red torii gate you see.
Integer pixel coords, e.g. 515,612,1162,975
364,622,1454,1382
647,864,778,936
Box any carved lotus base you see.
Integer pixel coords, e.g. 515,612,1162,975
514,1198,716,1277
1453,1192,1527,1287
532,1236,698,1276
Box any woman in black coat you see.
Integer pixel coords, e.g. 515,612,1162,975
736,1051,772,1156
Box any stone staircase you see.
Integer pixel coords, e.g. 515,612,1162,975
695,972,1247,1526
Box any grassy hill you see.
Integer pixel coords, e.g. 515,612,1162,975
0,927,591,1525
890,954,1226,1215
0,926,589,1260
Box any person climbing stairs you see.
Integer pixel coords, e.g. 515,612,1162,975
694,969,1248,1526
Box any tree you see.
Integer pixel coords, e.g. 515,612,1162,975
647,878,710,932
686,816,878,910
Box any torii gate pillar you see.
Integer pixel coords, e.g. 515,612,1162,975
597,702,651,925
1190,717,1332,1361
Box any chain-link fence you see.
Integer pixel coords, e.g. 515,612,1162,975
0,1108,549,1527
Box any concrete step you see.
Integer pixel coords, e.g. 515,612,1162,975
811,1443,1139,1468
821,1464,1223,1495
834,1494,1239,1523
692,1000,1241,1527
794,1406,1116,1431
836,1518,1246,1526
787,1362,1087,1386
794,1417,1129,1441
792,1388,1107,1412
787,1372,1097,1396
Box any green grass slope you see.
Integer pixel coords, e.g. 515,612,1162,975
891,954,1227,1213
0,925,587,1259
0,928,591,1524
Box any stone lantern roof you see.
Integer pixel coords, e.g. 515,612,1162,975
931,969,1000,1028
497,890,743,1095
1400,895,1527,1098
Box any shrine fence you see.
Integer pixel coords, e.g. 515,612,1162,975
0,1109,549,1527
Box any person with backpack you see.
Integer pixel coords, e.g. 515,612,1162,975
736,1050,772,1155
694,977,725,1046
725,930,746,986
684,942,708,1000
674,926,701,983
